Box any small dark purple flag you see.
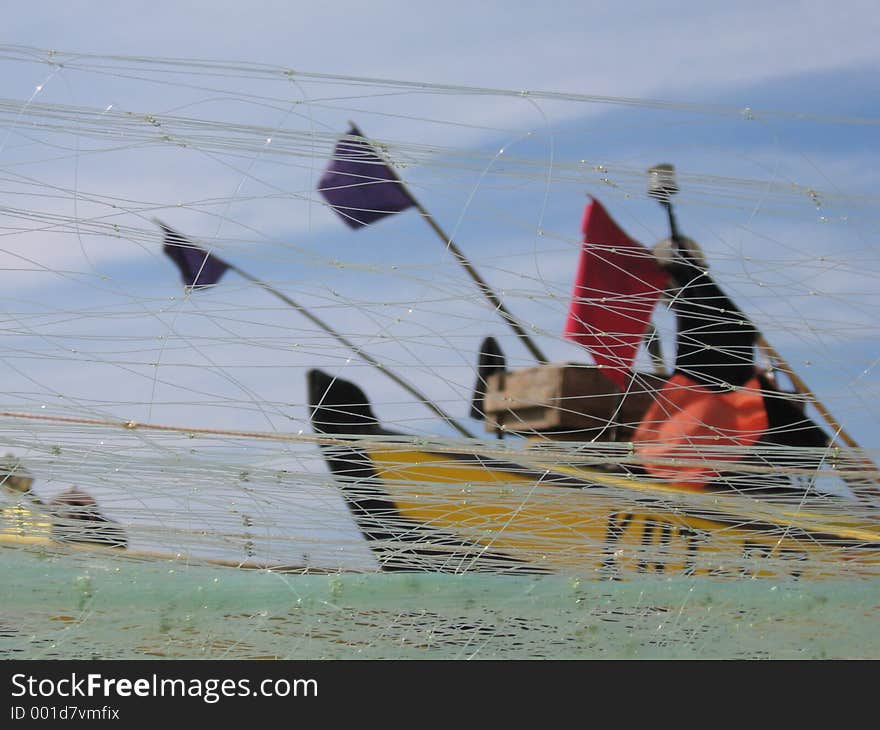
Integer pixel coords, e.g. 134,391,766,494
157,221,230,289
318,126,415,228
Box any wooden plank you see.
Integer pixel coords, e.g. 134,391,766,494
482,364,664,439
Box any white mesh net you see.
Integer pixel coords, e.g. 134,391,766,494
0,46,878,658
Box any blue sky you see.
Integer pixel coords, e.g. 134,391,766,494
1,2,878,561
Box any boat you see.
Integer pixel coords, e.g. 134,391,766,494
0,47,876,586
303,153,880,580
0,500,331,574
2,48,879,665
307,367,880,579
0,454,329,572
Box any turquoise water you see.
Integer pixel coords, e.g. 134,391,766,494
2,548,877,659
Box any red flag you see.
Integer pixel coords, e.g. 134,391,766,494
564,198,669,389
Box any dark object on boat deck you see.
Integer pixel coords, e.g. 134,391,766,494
469,336,506,421
49,487,127,549
646,164,869,467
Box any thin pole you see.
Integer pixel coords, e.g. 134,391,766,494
348,122,549,365
226,263,474,438
644,324,666,375
661,200,682,242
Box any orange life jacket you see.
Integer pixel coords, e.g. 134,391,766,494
633,372,769,489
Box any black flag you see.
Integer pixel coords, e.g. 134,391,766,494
470,337,506,420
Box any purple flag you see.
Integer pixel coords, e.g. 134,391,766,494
157,221,230,289
318,126,415,228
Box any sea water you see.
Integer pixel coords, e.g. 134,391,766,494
1,549,877,659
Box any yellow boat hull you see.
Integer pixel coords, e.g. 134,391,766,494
358,446,879,579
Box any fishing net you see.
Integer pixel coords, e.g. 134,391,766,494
0,46,878,658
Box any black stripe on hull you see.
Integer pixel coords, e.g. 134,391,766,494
308,369,548,574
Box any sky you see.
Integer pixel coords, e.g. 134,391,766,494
6,1,879,95
1,1,878,565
